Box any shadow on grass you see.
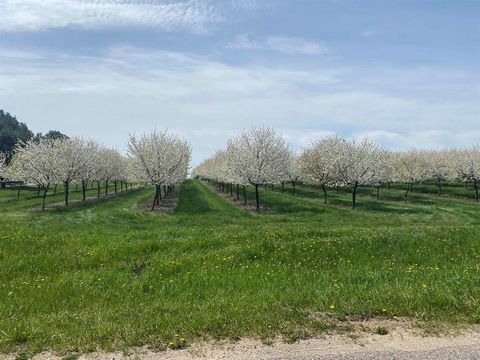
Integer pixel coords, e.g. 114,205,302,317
44,188,144,214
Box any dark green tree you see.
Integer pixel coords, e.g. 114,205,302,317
33,130,69,143
0,110,33,163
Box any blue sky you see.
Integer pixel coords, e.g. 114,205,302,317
0,0,479,166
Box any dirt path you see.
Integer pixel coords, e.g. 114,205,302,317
8,326,480,360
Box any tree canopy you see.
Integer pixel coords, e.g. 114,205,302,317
33,130,69,142
0,110,33,162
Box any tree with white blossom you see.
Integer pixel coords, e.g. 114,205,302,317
53,137,91,206
299,136,339,204
423,149,450,196
393,149,428,202
128,130,191,210
226,127,290,211
8,139,58,210
331,137,385,209
77,140,100,201
369,148,394,200
0,152,7,186
449,146,480,202
283,153,301,196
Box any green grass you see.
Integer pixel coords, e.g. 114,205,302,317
0,179,479,354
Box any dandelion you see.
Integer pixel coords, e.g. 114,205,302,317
422,283,427,288
382,308,387,312
329,304,335,309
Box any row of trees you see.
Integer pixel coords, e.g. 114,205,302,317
0,130,191,210
192,127,479,210
2,138,129,210
0,110,69,164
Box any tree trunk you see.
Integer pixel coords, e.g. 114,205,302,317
37,185,40,197
164,185,167,198
114,181,117,194
157,185,161,204
352,182,358,210
105,181,109,195
75,183,78,192
53,184,57,196
82,180,86,201
474,179,478,202
152,185,159,210
282,182,285,193
292,181,296,196
64,182,69,206
437,181,442,196
236,184,240,200
321,184,328,204
17,187,21,199
243,185,247,204
410,183,414,192
255,184,260,211
97,181,100,198
404,184,411,203
376,186,380,200
42,185,49,211
230,183,233,197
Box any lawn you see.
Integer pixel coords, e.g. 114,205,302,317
0,179,479,355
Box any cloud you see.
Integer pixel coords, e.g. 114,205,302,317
228,34,328,55
0,0,219,33
0,46,478,165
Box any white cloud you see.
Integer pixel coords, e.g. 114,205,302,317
228,34,328,55
0,0,219,33
0,46,478,165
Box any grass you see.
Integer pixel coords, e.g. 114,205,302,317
0,179,479,354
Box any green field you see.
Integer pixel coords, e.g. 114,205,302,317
1,180,479,355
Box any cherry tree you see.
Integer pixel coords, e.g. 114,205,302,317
77,140,100,201
424,149,450,196
299,136,339,204
331,137,385,209
8,139,58,210
450,146,480,202
393,149,428,202
128,130,191,210
369,149,394,200
226,127,290,211
53,137,91,206
283,153,301,196
0,152,7,187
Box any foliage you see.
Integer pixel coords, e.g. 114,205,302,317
33,130,69,143
0,110,33,162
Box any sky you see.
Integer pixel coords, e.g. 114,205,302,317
0,0,479,166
